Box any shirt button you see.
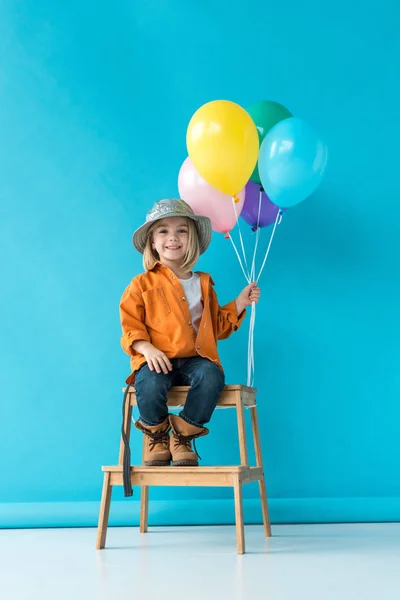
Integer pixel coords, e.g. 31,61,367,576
188,321,192,326
197,345,200,350
182,297,185,301
172,276,175,279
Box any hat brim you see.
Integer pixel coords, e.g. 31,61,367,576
132,212,212,255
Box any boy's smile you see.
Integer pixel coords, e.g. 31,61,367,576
152,217,189,266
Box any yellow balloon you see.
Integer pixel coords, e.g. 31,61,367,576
186,100,259,197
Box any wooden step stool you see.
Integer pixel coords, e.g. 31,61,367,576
96,384,271,554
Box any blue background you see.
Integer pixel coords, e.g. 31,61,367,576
1,0,399,527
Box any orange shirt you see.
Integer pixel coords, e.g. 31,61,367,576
120,262,246,382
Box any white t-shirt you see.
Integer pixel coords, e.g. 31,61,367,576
179,273,203,332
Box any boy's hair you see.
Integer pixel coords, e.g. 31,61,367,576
143,217,200,272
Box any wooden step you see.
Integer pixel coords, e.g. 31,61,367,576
123,385,257,407
102,465,263,487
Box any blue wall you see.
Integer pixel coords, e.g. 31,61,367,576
1,0,400,527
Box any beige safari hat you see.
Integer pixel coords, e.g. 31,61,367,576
132,198,212,254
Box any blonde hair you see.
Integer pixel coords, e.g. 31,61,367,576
143,217,200,272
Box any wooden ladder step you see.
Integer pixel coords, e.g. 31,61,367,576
122,385,258,408
102,465,264,487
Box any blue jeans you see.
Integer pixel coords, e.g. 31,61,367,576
134,356,225,428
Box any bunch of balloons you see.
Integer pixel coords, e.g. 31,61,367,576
178,99,328,234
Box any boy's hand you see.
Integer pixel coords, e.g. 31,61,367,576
132,340,173,374
235,282,261,315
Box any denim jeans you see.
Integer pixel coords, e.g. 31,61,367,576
134,356,225,428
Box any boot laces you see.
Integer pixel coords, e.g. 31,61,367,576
147,430,170,452
173,433,202,460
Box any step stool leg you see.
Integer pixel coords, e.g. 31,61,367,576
250,406,271,537
258,478,271,538
233,474,245,554
140,486,149,533
235,391,249,466
139,433,149,534
96,471,113,550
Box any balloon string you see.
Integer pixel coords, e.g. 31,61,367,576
250,188,263,281
229,198,283,389
247,301,256,387
232,197,250,280
228,234,251,284
228,201,254,386
246,188,264,386
256,209,283,283
226,232,254,386
248,206,283,388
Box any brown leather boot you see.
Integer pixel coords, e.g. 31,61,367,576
135,417,171,466
169,414,209,467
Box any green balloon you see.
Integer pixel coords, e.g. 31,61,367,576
246,100,293,184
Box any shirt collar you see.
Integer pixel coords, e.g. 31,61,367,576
150,261,214,286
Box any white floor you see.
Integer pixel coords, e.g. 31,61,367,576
1,523,399,600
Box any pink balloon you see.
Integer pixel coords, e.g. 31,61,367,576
178,157,245,234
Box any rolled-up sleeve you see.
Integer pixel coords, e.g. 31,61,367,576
119,284,150,356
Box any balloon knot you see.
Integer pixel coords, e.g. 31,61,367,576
224,233,230,239
233,196,240,204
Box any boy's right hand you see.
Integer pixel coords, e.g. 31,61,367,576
132,340,173,375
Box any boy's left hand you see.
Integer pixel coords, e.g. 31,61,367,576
235,282,261,315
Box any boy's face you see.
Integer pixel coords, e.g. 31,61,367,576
152,217,189,266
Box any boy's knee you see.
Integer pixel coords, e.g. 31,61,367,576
135,366,170,394
194,363,225,390
212,368,225,390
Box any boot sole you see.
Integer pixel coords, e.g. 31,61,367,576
171,460,198,467
144,460,171,467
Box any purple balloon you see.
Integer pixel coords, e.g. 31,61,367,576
241,181,283,231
